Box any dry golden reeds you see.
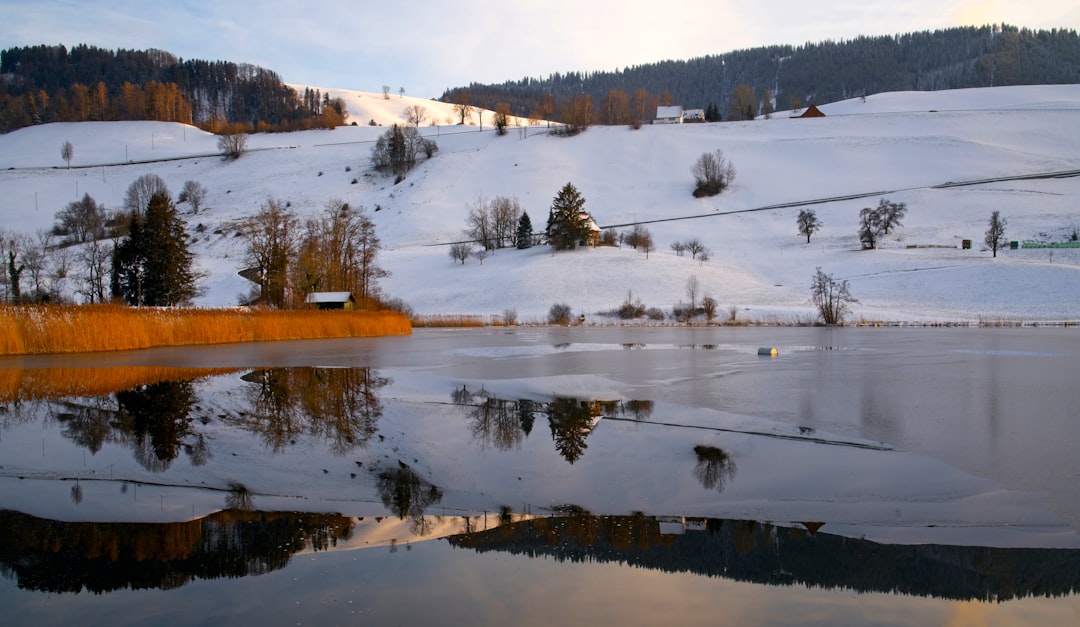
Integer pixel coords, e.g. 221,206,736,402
410,314,488,328
0,366,241,403
0,305,411,356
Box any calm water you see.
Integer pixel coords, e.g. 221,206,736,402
2,326,1079,625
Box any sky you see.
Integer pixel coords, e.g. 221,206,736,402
2,1,1079,98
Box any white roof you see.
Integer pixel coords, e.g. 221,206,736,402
305,291,354,303
656,105,683,118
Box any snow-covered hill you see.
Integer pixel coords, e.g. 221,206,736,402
2,85,1080,323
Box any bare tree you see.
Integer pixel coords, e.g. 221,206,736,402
685,275,700,311
242,199,299,308
471,248,491,265
878,198,907,234
810,267,858,325
22,230,53,301
697,247,711,266
465,196,495,250
454,98,473,125
797,209,822,243
985,210,1007,258
489,196,522,249
218,132,247,159
61,140,74,169
405,105,427,127
691,149,736,197
179,180,208,213
685,238,706,260
702,295,718,322
124,174,170,214
729,84,756,120
670,241,687,256
762,89,775,119
624,224,647,249
56,193,106,243
382,85,391,99
858,206,886,249
493,103,511,135
449,241,474,265
79,233,109,303
4,232,27,303
639,229,654,258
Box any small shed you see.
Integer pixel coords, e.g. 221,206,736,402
305,291,356,310
683,108,705,122
798,104,826,118
654,105,684,124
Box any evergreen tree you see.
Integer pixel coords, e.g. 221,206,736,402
111,211,146,304
111,193,197,306
547,183,591,250
515,211,534,249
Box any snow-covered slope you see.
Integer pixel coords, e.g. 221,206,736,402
2,85,1080,323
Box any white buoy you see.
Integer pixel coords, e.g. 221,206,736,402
757,347,778,356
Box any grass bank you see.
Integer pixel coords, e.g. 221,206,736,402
0,305,411,356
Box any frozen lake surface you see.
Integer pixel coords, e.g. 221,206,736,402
1,326,1079,625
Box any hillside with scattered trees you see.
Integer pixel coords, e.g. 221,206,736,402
442,25,1080,124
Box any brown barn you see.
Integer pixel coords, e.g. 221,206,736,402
798,104,826,118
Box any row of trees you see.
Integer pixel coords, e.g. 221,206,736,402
798,201,1007,257
240,199,387,308
2,173,206,306
0,44,346,133
443,25,1080,126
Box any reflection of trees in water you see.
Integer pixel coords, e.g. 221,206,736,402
0,399,44,428
14,367,388,471
453,386,651,463
0,509,354,594
225,482,256,511
376,465,444,535
692,444,737,493
448,514,1080,602
468,397,527,451
116,380,198,472
56,398,125,453
621,399,654,421
241,367,390,454
547,398,599,464
185,433,211,466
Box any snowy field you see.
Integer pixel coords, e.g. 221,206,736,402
2,84,1080,322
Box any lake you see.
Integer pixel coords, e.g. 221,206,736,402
2,326,1079,625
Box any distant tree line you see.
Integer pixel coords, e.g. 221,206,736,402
0,44,345,133
442,25,1080,125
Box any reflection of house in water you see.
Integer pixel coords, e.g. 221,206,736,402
658,516,708,535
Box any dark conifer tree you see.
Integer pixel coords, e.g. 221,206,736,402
547,183,591,250
111,193,197,306
516,211,534,249
111,211,146,304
